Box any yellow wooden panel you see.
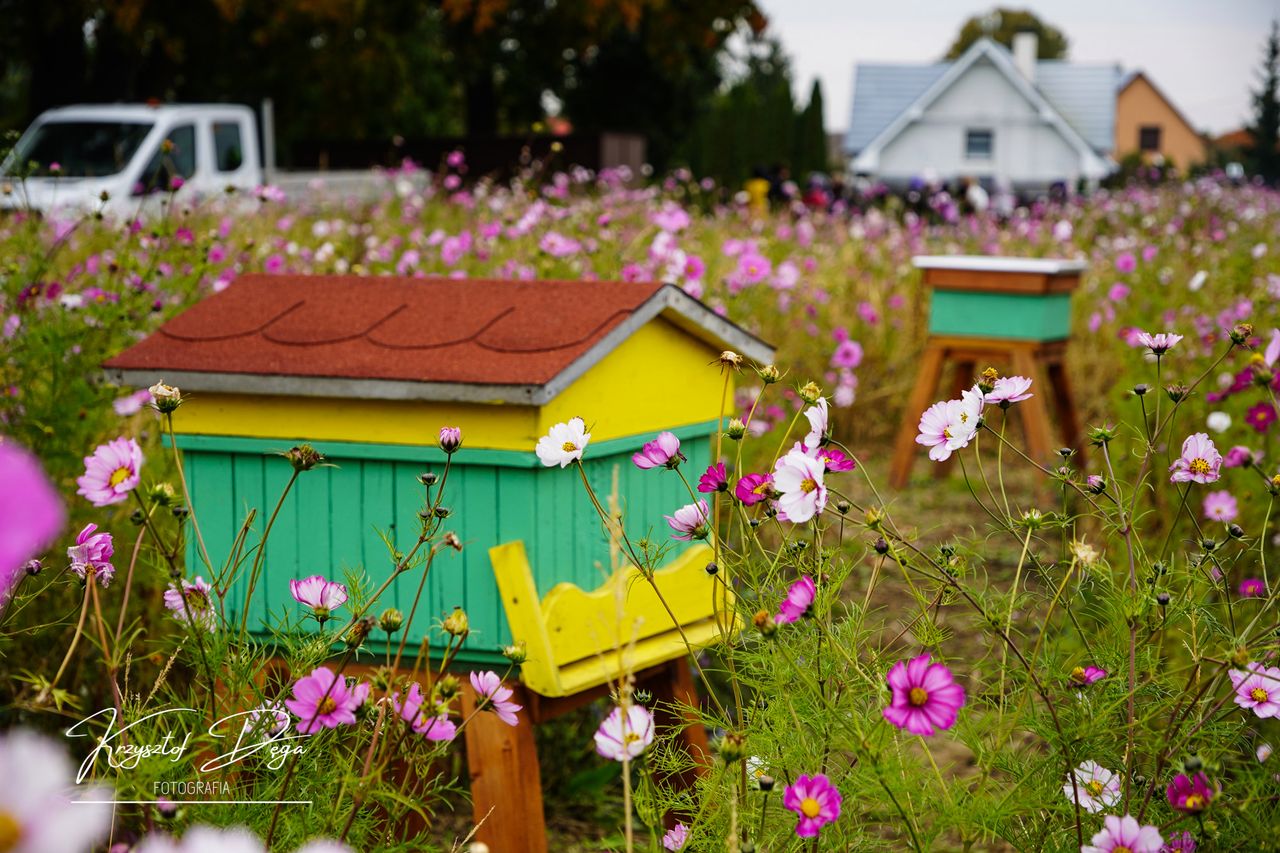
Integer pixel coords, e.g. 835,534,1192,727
537,319,728,439
489,541,562,695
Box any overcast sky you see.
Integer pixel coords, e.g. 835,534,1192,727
759,0,1277,135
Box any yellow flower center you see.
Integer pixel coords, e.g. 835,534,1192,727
800,797,821,818
1189,458,1211,475
753,482,770,496
1184,794,1205,811
800,478,817,494
1084,780,1105,797
942,428,953,439
959,412,970,423
0,809,21,852
109,466,132,487
184,588,209,611
1112,847,1132,853
1252,687,1269,703
561,441,578,453
623,732,643,745
908,687,929,707
1071,666,1086,682
317,697,338,715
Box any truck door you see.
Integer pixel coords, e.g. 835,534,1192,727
132,124,197,196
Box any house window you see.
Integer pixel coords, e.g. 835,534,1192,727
213,122,244,172
965,129,993,160
1139,125,1162,152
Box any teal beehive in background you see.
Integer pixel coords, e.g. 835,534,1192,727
917,255,1084,342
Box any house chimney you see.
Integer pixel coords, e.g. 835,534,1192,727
1012,30,1038,83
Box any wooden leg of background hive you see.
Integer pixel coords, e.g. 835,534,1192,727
1011,347,1056,466
889,341,947,489
463,681,548,853
1047,357,1083,460
643,658,711,828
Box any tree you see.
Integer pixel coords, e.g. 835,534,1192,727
1248,20,1280,181
795,79,828,176
945,8,1068,60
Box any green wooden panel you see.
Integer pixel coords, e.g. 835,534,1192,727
928,291,1072,341
178,426,718,659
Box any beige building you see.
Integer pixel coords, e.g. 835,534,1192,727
1114,71,1206,171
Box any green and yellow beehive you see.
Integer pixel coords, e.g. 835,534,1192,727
105,274,773,669
915,255,1085,342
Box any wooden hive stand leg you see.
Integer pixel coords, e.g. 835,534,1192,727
1010,346,1056,466
889,340,947,489
463,680,548,853
1046,353,1083,459
642,658,710,828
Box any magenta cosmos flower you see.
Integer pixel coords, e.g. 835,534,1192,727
392,682,457,741
1229,662,1280,718
1166,771,1216,813
1069,665,1107,687
163,576,217,631
1202,490,1238,522
75,436,143,506
438,426,462,454
0,442,64,606
593,704,654,761
1169,433,1222,484
633,431,684,470
1081,814,1163,853
665,499,709,540
289,575,348,619
883,654,966,736
772,448,827,523
1239,577,1266,597
67,523,115,586
776,575,816,624
814,446,855,472
697,462,728,492
783,774,841,838
735,473,773,505
284,666,370,734
470,671,522,726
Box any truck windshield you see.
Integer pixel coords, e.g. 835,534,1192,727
9,121,154,177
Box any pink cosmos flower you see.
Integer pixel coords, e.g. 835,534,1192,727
803,398,829,448
831,339,863,369
163,576,217,631
735,473,773,506
782,774,841,838
112,388,153,416
1115,252,1137,274
289,575,348,619
633,431,684,470
1082,814,1163,853
1246,402,1277,433
665,500,710,540
1202,490,1238,522
883,654,966,736
438,426,462,454
1064,760,1122,813
1224,445,1259,468
470,671,521,726
697,462,728,493
1136,331,1183,355
1239,578,1266,597
736,252,771,284
75,437,143,506
593,704,654,761
772,449,827,523
1166,772,1216,813
1169,433,1222,484
1162,830,1196,853
392,682,457,741
661,822,688,851
67,523,115,586
0,443,64,607
775,575,816,624
242,703,291,740
987,375,1034,405
915,391,982,462
1229,662,1280,718
1070,665,1108,686
284,667,370,734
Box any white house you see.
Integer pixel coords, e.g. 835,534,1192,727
846,34,1118,192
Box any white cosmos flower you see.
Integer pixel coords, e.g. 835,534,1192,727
535,417,591,468
1063,760,1122,813
772,448,827,523
0,729,112,853
803,397,829,448
1206,411,1231,433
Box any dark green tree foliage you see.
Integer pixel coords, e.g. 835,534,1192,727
945,8,1068,60
680,38,828,189
1248,20,1280,181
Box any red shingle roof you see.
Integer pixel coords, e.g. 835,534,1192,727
104,274,773,403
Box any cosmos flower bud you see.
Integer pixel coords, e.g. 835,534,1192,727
443,532,463,551
633,689,653,705
755,364,782,384
718,350,744,370
725,418,747,440
1087,425,1117,446
149,482,177,505
149,382,183,413
873,537,889,555
503,641,527,664
379,607,403,634
1156,591,1171,607
130,508,146,526
752,609,777,637
797,381,822,404
757,774,775,792
1230,323,1253,345
1165,384,1189,403
172,505,189,519
864,507,884,529
155,797,178,819
1183,754,1203,773
344,616,377,649
1231,646,1251,667
704,561,719,576
442,607,469,637
1132,383,1150,397
1085,475,1107,494
433,505,452,519
418,471,438,486
286,444,324,471
1228,523,1245,539
717,732,747,763
834,499,851,515
436,674,461,699
23,559,42,576
978,367,999,394
438,426,462,454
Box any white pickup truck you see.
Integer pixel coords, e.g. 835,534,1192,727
1,103,407,213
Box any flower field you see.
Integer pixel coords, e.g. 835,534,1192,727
2,161,1280,852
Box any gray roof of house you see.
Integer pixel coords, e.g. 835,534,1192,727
846,48,1123,155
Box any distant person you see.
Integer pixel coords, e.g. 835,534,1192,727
768,164,790,204
964,178,989,214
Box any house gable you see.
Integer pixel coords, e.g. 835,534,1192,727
1115,72,1206,170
